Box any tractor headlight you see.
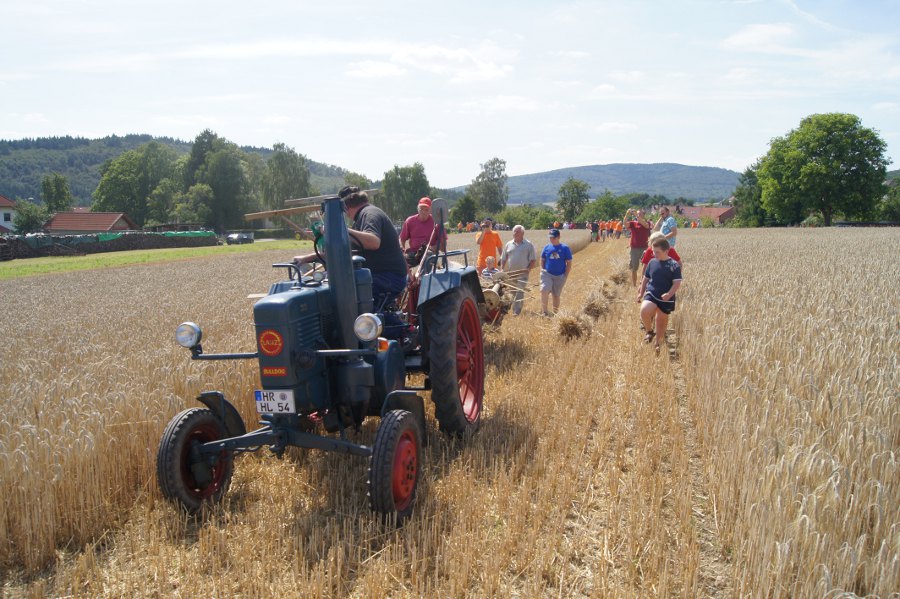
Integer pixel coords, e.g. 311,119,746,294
353,313,382,342
175,322,202,349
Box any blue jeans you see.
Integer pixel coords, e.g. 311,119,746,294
372,271,408,339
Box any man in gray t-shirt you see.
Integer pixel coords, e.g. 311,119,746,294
499,225,536,315
294,187,407,313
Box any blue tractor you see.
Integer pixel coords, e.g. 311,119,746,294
156,194,486,522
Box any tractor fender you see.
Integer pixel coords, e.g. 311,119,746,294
196,391,247,438
417,267,485,309
381,390,427,447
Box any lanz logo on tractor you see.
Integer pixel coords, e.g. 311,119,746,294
262,366,286,376
258,329,284,356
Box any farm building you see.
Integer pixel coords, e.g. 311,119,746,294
668,204,736,225
0,194,16,233
44,211,139,235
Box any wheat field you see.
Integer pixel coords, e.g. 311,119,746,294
0,228,896,597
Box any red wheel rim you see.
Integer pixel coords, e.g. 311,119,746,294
391,430,418,511
455,298,484,422
179,422,229,500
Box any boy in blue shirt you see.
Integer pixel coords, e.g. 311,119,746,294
540,228,573,316
637,237,682,348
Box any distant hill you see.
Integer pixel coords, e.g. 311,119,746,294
0,135,350,205
887,169,899,182
499,163,742,204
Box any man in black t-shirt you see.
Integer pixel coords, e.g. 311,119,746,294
293,187,407,312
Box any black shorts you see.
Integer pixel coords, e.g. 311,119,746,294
643,293,675,314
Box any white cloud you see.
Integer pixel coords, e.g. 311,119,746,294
722,23,794,51
873,102,900,113
262,114,293,125
345,60,406,78
552,50,590,59
596,122,637,133
589,84,618,98
460,95,540,113
608,70,645,82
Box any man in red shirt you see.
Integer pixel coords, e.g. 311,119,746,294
400,197,445,265
625,209,652,286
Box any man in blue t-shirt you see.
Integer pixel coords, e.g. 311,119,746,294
654,206,678,247
637,237,683,349
539,228,573,316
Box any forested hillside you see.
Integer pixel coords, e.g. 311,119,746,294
0,135,349,205
504,163,741,203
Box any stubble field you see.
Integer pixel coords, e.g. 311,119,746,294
0,227,896,598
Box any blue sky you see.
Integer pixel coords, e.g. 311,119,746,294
2,0,897,188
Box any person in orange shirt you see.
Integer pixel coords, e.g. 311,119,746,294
475,217,504,271
599,220,607,242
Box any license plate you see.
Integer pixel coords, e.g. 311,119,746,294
255,389,296,414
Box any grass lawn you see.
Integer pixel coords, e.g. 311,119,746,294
0,240,311,280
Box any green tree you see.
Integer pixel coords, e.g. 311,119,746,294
381,163,430,221
146,178,180,225
12,200,49,233
877,182,900,222
758,113,890,226
41,172,74,213
344,172,373,190
577,191,630,221
731,162,772,227
496,203,558,230
171,184,213,224
450,195,478,225
204,145,248,232
92,141,177,226
260,143,311,210
468,157,508,214
184,129,220,188
93,150,142,219
556,177,591,222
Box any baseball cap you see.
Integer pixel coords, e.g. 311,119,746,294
549,228,560,238
418,197,432,208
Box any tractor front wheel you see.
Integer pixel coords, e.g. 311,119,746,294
368,409,422,523
157,408,234,514
423,286,484,435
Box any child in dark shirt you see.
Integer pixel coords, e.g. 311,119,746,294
637,237,683,349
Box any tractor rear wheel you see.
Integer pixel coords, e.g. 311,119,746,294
423,286,484,435
368,409,422,522
157,408,234,514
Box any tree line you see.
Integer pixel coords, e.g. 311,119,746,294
10,130,511,234
9,112,895,235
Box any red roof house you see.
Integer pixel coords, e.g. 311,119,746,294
44,212,139,235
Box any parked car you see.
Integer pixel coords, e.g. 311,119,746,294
226,232,254,245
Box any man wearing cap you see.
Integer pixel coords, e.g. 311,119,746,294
400,197,446,266
475,217,503,272
293,186,407,322
540,228,573,316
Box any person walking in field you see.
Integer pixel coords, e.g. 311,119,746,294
640,231,682,280
624,208,652,286
637,237,682,350
654,206,678,247
475,217,504,272
540,228,573,316
500,224,536,315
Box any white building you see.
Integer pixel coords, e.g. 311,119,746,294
0,195,16,234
